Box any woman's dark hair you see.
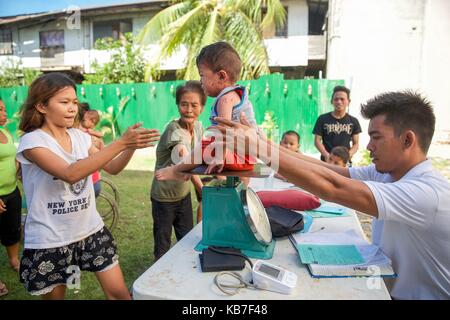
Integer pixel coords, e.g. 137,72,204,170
361,90,435,153
175,80,206,106
19,73,76,133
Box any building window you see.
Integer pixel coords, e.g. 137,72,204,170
40,30,64,50
308,0,328,35
0,28,13,55
93,19,132,42
39,30,65,61
275,6,288,38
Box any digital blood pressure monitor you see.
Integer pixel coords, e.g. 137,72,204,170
252,260,297,294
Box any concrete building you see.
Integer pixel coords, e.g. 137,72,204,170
326,0,450,146
1,0,448,144
0,0,327,81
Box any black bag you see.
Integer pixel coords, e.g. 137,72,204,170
199,246,246,272
266,205,304,238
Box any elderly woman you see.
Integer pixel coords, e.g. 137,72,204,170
0,99,22,297
150,81,205,261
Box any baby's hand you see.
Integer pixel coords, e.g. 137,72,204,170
86,129,104,139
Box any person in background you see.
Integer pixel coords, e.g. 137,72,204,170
151,81,205,261
78,105,104,197
0,99,22,298
280,130,301,153
313,85,361,164
327,146,350,167
276,130,301,180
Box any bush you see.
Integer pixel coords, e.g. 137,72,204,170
0,58,41,87
83,33,146,84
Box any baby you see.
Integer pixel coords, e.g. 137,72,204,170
156,42,257,181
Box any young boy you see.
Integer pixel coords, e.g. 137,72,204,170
327,146,350,167
280,130,300,153
275,130,301,180
156,42,257,181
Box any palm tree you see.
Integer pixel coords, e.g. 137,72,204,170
137,0,286,81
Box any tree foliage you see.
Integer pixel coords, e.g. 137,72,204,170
0,58,42,87
137,0,286,81
83,33,146,84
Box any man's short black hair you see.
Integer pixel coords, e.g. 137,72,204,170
281,130,300,144
330,146,350,164
332,85,351,101
361,90,435,153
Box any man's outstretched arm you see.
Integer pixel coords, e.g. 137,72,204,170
213,116,378,217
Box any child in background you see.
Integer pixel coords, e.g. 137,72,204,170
280,130,301,153
327,146,350,167
156,41,257,181
16,73,159,299
276,130,301,180
79,106,104,197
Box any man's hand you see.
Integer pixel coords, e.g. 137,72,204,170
0,199,6,214
209,115,260,156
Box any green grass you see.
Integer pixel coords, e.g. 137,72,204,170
0,170,199,300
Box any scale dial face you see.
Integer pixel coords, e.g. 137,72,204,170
242,187,272,244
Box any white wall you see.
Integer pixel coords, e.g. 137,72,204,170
327,0,450,151
421,0,450,140
263,0,309,66
284,0,309,36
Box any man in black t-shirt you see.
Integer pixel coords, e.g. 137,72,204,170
313,85,362,162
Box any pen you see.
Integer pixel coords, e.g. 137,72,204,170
309,227,326,233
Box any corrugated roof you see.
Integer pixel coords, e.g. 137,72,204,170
0,0,167,25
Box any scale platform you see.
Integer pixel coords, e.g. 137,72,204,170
187,163,276,259
184,163,272,178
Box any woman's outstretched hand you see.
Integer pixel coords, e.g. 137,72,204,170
120,123,160,150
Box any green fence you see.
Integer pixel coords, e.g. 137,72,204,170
0,74,343,153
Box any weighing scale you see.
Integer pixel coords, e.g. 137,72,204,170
186,164,276,259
